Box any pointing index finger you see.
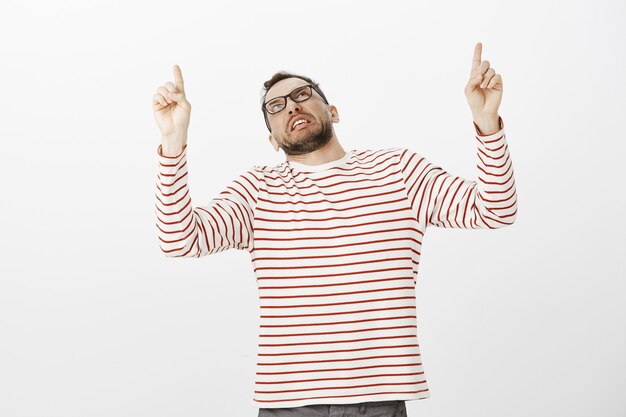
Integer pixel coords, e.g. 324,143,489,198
472,42,482,72
173,64,185,92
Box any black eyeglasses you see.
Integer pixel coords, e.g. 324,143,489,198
261,84,329,132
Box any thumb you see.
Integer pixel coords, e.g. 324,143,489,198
167,92,191,113
465,74,483,96
167,91,186,102
167,91,190,107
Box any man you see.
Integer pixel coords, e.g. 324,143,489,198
153,42,517,416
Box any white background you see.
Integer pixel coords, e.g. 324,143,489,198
1,1,624,416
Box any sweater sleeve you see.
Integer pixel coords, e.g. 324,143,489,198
154,144,261,257
398,116,517,229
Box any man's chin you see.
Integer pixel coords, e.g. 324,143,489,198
287,126,318,142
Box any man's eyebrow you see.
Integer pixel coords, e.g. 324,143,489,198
265,84,308,102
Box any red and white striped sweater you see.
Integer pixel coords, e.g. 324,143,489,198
154,116,517,408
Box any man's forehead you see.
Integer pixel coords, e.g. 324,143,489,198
266,77,309,101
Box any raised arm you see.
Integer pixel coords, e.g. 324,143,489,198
398,42,517,229
152,64,261,257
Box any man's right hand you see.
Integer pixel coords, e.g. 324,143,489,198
153,64,191,156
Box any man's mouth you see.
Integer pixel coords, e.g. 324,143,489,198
290,117,312,131
292,121,311,131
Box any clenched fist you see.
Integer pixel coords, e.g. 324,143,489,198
153,64,191,157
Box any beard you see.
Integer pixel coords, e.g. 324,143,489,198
276,116,333,156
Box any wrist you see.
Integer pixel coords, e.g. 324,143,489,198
160,133,187,157
160,141,186,157
472,113,501,135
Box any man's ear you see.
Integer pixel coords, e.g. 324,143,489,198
328,104,340,123
268,134,279,152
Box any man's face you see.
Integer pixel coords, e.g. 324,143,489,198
265,77,339,156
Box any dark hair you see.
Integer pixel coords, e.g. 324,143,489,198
260,71,329,132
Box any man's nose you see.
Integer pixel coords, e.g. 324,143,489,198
285,97,301,113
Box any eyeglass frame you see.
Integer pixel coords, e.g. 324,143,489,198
261,83,329,132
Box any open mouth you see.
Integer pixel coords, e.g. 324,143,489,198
292,121,311,131
290,117,312,131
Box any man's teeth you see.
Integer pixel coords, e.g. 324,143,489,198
292,119,308,130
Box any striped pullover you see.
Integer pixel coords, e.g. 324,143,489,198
154,115,517,409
